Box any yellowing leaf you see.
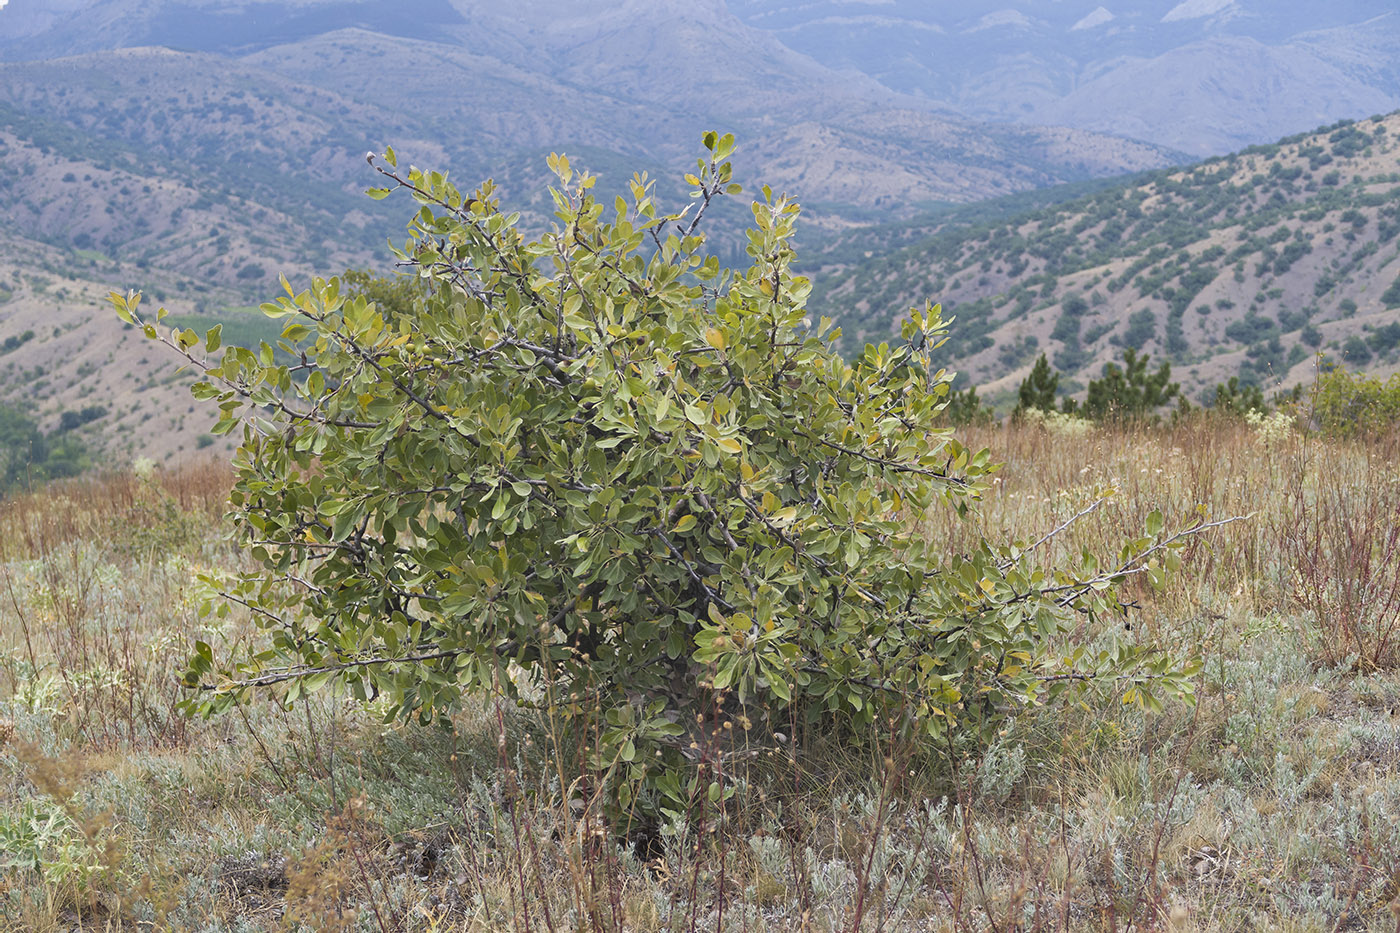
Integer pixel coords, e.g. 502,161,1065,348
674,515,697,533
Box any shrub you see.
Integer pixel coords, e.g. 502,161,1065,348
1,330,34,353
1244,408,1294,446
1225,313,1278,344
1280,454,1400,671
1340,335,1373,366
1018,406,1091,437
1049,302,1083,344
57,406,107,432
1366,321,1400,354
996,333,1039,370
1382,276,1400,309
112,136,1204,817
1311,367,1400,437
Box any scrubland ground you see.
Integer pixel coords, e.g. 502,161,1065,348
2,421,1400,932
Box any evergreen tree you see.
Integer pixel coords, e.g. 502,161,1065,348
1015,353,1059,415
1210,376,1266,416
1082,348,1180,421
944,381,995,426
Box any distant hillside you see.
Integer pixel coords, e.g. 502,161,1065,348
0,48,406,295
0,0,1179,247
731,0,1400,157
12,2,1400,162
0,228,244,465
807,113,1400,408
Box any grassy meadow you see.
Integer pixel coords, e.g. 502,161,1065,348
2,418,1399,931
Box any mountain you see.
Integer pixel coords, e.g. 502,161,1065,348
729,1,1400,157
0,48,408,289
806,113,1400,408
0,0,1178,236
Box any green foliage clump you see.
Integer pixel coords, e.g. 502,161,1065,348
1311,368,1400,437
2,330,35,353
1225,313,1279,345
113,136,1204,817
58,406,107,432
997,334,1039,370
1120,309,1157,351
1366,321,1400,355
1382,276,1400,309
1050,297,1089,371
1208,376,1266,416
1340,335,1374,366
0,404,89,492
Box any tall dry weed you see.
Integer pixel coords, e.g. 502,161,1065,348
1276,436,1400,670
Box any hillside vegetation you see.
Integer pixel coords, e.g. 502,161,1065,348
810,112,1400,407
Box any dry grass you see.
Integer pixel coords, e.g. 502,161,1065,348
3,422,1400,931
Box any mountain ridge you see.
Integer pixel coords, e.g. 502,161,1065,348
730,1,1400,157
